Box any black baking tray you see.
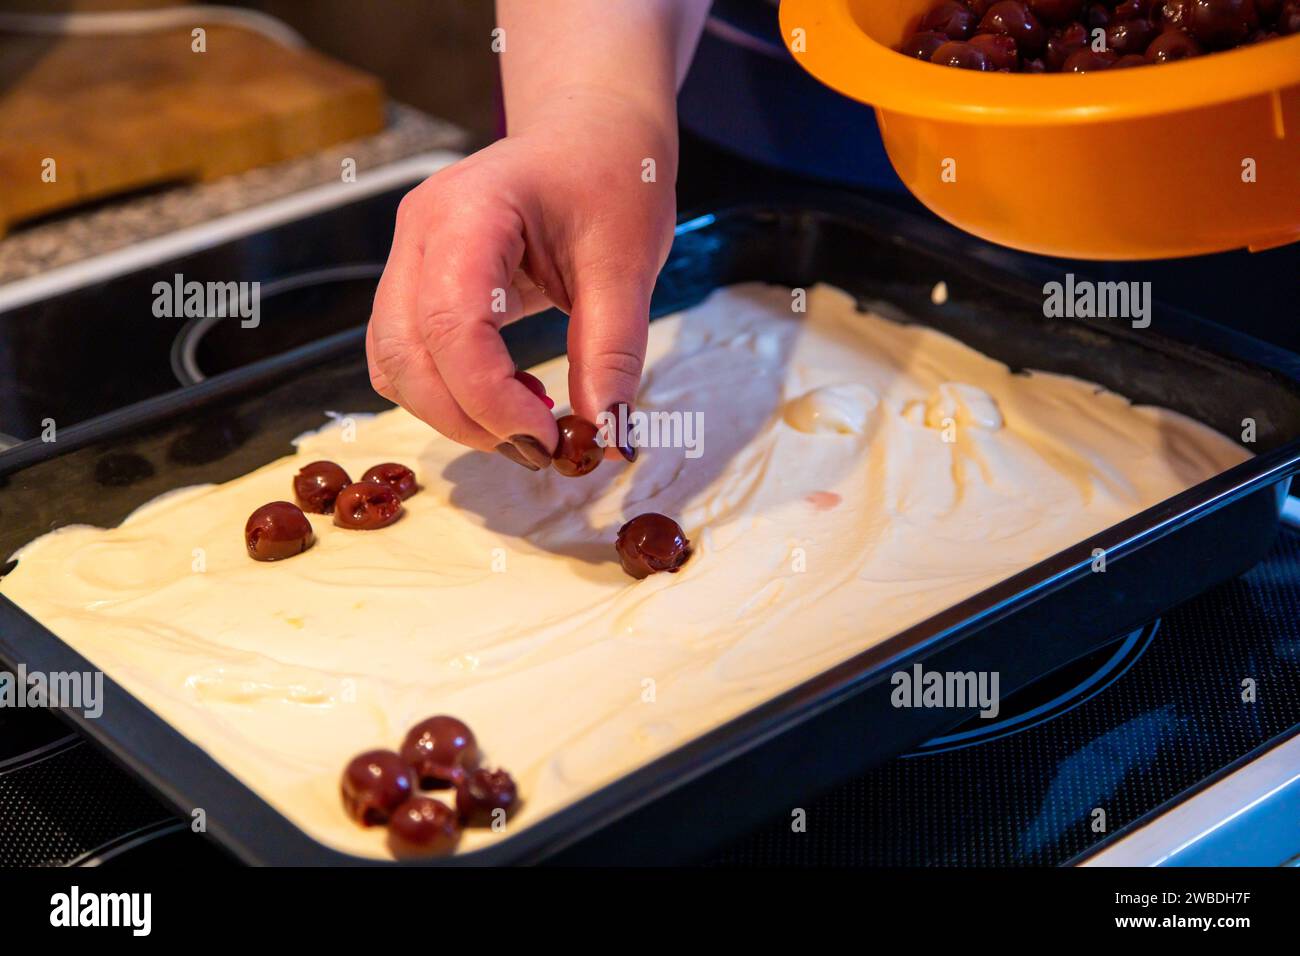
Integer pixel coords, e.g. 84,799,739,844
3,199,1300,866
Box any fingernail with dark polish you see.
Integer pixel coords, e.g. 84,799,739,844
514,370,555,410
509,434,553,470
496,442,540,471
608,403,637,463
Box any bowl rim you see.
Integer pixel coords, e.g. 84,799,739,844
779,0,1300,125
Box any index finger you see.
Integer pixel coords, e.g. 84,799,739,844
417,209,560,463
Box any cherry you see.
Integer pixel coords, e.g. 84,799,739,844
332,480,402,530
1046,21,1089,67
616,514,693,579
1162,0,1194,28
1114,0,1157,16
1028,0,1086,22
386,797,461,858
900,29,952,59
931,39,993,68
341,750,413,826
1107,16,1160,52
1064,46,1120,67
1113,52,1153,64
400,715,479,788
552,414,603,477
1146,27,1204,58
1255,0,1281,20
979,1,1048,52
360,462,419,500
456,768,519,827
1185,0,1258,46
293,460,351,514
970,31,1022,67
1085,2,1114,28
245,502,314,561
1281,0,1300,30
920,0,978,38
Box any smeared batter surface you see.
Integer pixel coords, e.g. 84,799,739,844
1,284,1249,858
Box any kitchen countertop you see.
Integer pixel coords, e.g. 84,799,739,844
0,104,467,286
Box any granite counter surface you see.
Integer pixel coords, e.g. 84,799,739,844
0,105,468,285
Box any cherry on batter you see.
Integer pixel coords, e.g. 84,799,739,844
360,462,419,500
332,480,403,530
341,749,414,826
615,514,693,579
456,768,519,827
401,715,479,788
293,460,351,514
245,502,314,561
386,797,461,858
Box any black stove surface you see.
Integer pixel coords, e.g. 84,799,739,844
0,194,400,445
3,524,1298,867
710,526,1300,865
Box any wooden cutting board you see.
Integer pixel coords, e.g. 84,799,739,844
0,23,385,235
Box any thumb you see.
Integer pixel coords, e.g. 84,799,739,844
565,267,653,461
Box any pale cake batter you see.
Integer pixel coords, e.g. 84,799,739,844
0,284,1250,858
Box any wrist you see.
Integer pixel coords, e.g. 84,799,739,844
507,82,678,156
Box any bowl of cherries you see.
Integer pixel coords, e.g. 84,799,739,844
779,0,1300,258
900,0,1296,74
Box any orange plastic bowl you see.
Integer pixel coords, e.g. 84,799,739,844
779,0,1300,259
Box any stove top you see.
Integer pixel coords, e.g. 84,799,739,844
710,522,1300,866
0,178,413,446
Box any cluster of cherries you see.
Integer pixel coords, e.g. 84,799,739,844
341,715,517,858
243,372,698,582
899,0,1297,72
241,381,694,857
243,459,418,561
